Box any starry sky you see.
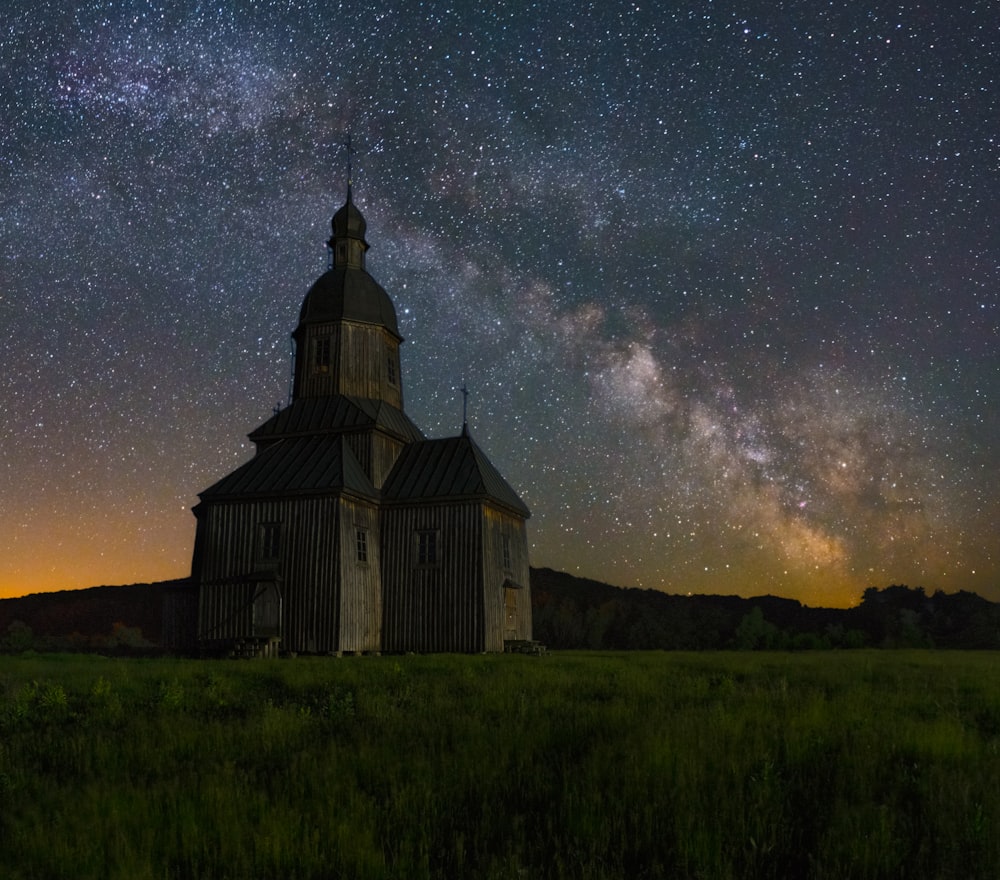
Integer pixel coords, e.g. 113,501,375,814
2,1,997,607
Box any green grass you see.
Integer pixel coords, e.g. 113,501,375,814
0,651,998,879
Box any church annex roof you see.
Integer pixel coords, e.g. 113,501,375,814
198,434,377,501
382,432,530,517
249,395,424,445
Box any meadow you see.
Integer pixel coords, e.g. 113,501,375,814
1,651,998,879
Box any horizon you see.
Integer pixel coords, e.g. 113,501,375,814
2,564,992,613
3,2,996,607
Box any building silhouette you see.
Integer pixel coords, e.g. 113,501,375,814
176,187,532,655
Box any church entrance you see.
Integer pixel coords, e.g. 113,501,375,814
504,584,518,640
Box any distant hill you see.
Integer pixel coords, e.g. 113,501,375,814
531,568,1000,650
530,567,852,649
1,570,997,651
0,580,185,651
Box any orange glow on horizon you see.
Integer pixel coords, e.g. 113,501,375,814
0,508,195,600
3,503,994,609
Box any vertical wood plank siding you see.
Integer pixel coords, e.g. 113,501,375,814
371,434,408,489
342,433,407,490
198,496,359,653
482,507,532,649
337,501,381,651
343,432,372,479
381,502,486,652
298,321,402,407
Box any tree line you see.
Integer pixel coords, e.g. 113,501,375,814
530,569,1000,650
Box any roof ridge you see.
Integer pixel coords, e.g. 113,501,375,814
382,434,529,516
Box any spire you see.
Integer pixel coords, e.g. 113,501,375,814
341,132,356,202
328,133,368,270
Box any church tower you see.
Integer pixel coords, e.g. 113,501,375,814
292,189,404,409
249,188,421,491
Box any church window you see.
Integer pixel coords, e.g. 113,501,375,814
313,337,331,373
416,530,438,566
502,534,512,570
356,527,368,563
387,355,397,386
258,522,281,563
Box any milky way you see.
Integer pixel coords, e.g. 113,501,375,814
2,1,996,605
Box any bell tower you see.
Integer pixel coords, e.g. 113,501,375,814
290,189,404,407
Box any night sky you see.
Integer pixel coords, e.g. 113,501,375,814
2,1,997,606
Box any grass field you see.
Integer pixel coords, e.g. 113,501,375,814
1,650,998,879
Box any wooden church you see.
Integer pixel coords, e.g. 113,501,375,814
180,185,532,655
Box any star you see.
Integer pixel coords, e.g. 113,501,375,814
1,0,996,606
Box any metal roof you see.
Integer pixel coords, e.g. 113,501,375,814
382,432,530,517
331,196,367,242
249,395,424,444
199,434,377,501
298,268,400,338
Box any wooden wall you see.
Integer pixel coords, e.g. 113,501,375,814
381,501,485,653
194,495,529,655
296,320,402,407
344,431,407,490
197,495,382,654
482,506,533,650
336,500,382,652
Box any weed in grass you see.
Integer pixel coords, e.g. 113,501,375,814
157,678,185,711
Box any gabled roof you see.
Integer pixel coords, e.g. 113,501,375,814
382,431,530,517
199,434,377,501
249,395,424,445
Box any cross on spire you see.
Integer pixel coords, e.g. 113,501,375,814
461,383,469,435
339,133,357,200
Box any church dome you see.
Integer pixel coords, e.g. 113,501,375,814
297,191,400,338
299,268,400,338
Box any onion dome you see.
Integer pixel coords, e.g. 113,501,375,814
297,191,400,339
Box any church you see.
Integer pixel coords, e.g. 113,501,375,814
177,185,532,655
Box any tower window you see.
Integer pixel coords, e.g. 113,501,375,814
258,522,281,563
502,535,512,570
356,527,368,563
416,530,438,567
313,337,331,373
387,356,397,386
